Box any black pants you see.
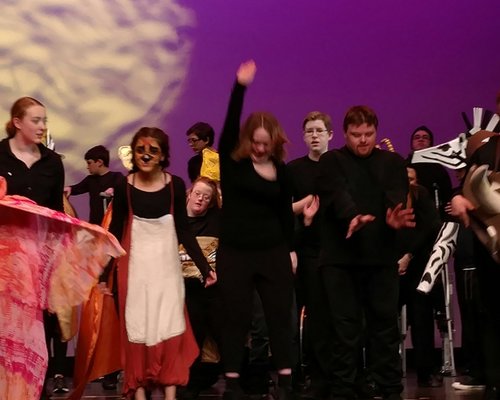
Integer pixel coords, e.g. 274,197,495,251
184,278,223,389
399,258,440,380
322,264,402,399
474,239,500,388
296,252,333,392
217,243,294,372
43,311,68,377
454,264,485,379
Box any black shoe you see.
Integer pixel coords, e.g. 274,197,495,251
417,374,443,388
102,378,118,390
452,375,486,390
52,375,69,393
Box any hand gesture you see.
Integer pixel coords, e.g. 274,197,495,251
303,195,319,226
449,194,475,227
103,187,114,197
346,214,376,238
386,203,415,230
397,253,412,275
290,251,298,275
205,270,217,287
236,60,257,86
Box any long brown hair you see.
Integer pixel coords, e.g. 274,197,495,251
5,97,45,138
232,111,288,163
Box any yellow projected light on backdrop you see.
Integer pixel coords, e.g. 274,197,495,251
0,0,194,181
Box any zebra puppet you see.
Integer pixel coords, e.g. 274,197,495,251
413,107,500,293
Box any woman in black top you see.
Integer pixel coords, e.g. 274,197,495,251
0,97,64,211
0,96,68,397
217,61,296,400
107,127,216,400
180,177,222,399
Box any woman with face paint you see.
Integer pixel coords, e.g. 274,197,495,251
217,61,296,400
107,127,216,400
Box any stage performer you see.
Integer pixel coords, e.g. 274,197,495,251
0,173,125,400
216,60,296,400
317,105,415,400
178,176,222,400
0,96,120,399
106,127,216,400
450,134,500,400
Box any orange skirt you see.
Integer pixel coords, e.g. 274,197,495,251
122,308,199,398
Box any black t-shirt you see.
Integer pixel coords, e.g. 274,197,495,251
109,174,211,278
187,154,202,183
70,171,125,224
287,155,322,254
0,138,64,212
188,207,220,238
218,82,294,250
318,146,409,266
408,160,452,220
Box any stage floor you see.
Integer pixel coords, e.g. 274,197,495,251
48,373,487,400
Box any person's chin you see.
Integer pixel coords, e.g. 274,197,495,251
137,164,154,172
357,148,371,157
251,155,267,164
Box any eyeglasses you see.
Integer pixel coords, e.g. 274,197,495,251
192,190,211,202
304,128,329,137
187,138,202,145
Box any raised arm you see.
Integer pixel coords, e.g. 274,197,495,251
218,60,257,158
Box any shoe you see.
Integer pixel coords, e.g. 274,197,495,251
52,375,69,393
417,374,443,388
452,376,486,390
102,377,118,390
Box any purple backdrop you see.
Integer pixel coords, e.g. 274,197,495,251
59,0,500,349
161,0,499,180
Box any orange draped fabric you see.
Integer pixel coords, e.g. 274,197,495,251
69,200,121,400
0,177,125,400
